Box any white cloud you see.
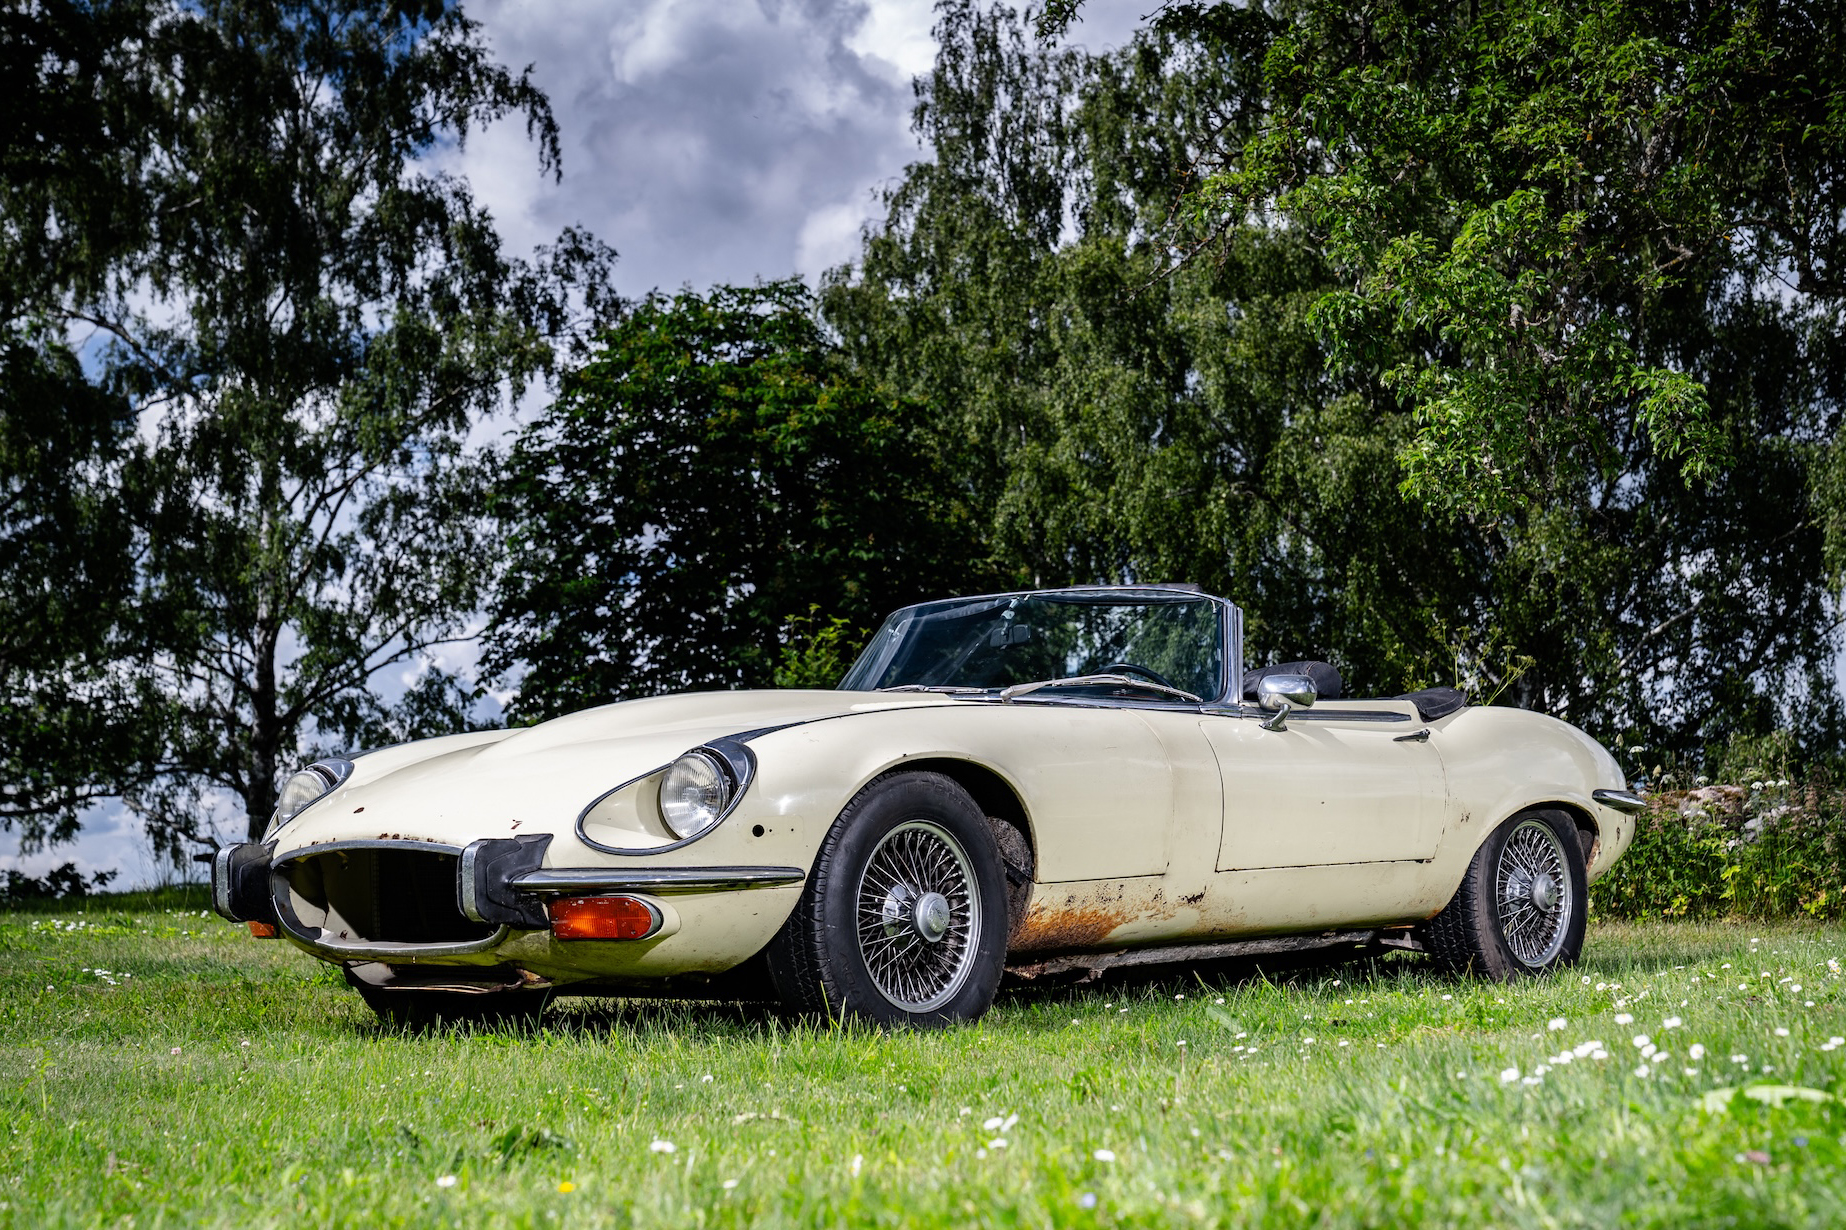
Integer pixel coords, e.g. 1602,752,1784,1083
447,0,1151,293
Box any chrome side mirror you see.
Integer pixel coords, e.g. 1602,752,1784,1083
1256,673,1317,731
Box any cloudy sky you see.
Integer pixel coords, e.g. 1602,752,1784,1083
3,0,1150,884
446,0,1147,295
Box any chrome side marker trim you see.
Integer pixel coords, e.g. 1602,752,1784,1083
1591,788,1648,814
509,866,806,895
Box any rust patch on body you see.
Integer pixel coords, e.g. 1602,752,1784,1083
1010,904,1133,952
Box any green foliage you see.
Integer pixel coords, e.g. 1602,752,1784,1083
1180,0,1846,521
826,1,1839,752
10,1,618,844
486,282,982,717
0,862,118,906
0,3,164,845
1593,736,1846,920
772,607,867,690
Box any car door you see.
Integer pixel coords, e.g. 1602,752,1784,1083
1202,703,1446,869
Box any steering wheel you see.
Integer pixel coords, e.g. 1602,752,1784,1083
1098,662,1181,691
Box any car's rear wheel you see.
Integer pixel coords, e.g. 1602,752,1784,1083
767,770,1006,1028
1425,809,1587,979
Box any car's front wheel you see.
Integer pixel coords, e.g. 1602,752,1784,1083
1425,808,1588,979
767,770,1007,1028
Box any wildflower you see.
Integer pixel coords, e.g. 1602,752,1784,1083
648,1140,676,1154
557,1182,575,1193
1775,1027,1790,1037
1499,1068,1520,1083
701,1074,713,1083
1548,1018,1567,1031
851,1154,863,1176
1177,1040,1187,1047
1634,1064,1652,1078
1592,1050,1610,1060
1632,1034,1651,1049
722,1180,739,1190
1614,1013,1634,1025
170,1047,181,1055
988,1138,1008,1149
435,1176,457,1188
1441,994,1453,1001
1689,1044,1707,1060
1078,1193,1098,1209
1663,1017,1682,1030
1093,1149,1116,1162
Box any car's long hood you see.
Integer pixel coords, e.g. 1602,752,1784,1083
274,689,951,849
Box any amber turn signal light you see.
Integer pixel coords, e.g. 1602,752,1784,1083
548,895,661,941
247,921,278,938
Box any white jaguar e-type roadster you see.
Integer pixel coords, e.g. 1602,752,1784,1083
213,585,1644,1027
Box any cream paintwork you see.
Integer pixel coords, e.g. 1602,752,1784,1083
267,684,1636,986
1202,700,1445,868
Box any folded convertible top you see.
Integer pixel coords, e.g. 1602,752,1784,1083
1394,686,1468,721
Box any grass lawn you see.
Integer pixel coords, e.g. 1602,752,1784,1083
3,891,1844,1228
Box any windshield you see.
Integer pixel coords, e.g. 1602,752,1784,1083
839,591,1224,701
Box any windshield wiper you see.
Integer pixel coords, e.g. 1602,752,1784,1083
997,674,1202,704
875,685,990,695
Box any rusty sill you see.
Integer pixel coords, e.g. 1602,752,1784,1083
1005,928,1418,982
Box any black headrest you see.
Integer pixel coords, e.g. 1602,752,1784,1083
1242,660,1343,701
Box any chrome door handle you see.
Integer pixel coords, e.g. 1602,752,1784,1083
1393,729,1430,743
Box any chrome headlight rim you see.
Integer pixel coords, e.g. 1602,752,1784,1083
575,738,758,857
264,757,355,839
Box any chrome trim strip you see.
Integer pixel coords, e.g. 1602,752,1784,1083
510,866,807,895
458,840,485,923
999,673,1202,704
272,838,464,866
1592,788,1649,814
1202,705,1413,724
274,913,512,960
211,845,237,920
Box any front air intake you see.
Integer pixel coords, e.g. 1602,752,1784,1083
278,843,498,947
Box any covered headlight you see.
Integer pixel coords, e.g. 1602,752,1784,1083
658,750,732,840
265,759,354,838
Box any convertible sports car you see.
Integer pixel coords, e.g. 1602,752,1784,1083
212,585,1645,1027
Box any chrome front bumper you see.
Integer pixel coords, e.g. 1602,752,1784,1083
212,837,803,962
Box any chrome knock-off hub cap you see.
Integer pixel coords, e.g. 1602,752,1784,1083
856,821,981,1012
914,891,951,943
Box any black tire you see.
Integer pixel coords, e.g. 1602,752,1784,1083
1425,808,1588,980
767,770,1007,1028
355,984,549,1032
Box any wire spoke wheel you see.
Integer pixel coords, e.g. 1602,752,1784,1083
1494,818,1572,966
854,820,981,1013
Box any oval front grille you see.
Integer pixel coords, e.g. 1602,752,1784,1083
280,846,496,946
